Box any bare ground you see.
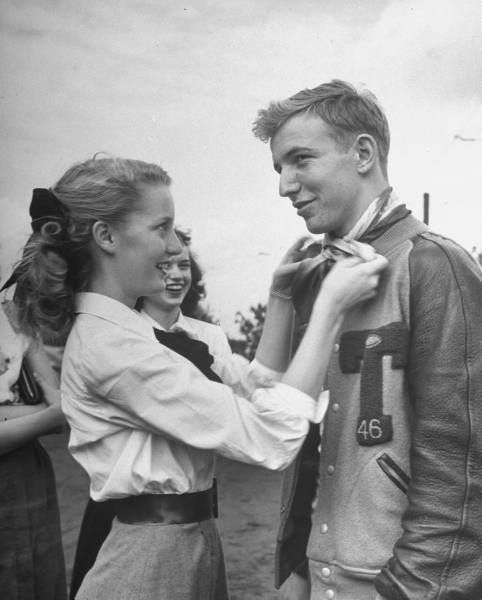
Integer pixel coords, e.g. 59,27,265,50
42,431,283,600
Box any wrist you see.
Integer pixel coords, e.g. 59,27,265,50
311,294,344,324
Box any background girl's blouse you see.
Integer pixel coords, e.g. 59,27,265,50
0,302,31,404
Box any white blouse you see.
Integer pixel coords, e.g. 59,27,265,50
61,292,319,501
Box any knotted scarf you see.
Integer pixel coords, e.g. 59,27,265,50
292,188,411,324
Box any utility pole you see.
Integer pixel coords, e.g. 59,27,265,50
423,193,430,225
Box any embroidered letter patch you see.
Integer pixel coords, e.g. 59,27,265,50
339,322,409,446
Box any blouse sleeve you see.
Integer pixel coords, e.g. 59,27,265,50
206,325,284,398
70,328,316,470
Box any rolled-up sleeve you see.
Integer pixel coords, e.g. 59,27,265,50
79,331,316,471
208,329,284,396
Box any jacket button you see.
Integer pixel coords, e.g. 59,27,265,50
321,523,328,533
327,465,335,475
280,504,286,513
332,403,340,412
321,567,331,578
326,590,335,599
333,343,339,353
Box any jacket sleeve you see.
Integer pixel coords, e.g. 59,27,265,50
375,233,482,600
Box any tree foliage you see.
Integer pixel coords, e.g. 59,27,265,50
230,302,267,361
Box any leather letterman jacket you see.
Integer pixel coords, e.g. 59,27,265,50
275,211,482,600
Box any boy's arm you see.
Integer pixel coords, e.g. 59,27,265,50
374,235,482,599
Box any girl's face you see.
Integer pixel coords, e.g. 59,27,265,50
149,244,192,313
112,184,182,304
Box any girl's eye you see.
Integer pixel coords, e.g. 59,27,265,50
157,220,172,232
158,261,172,273
179,262,191,270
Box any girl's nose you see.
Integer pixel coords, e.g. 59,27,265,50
167,230,183,255
166,265,182,280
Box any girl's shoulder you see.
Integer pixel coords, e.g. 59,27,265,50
182,316,228,346
183,315,223,333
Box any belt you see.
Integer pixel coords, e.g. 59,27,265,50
113,479,218,525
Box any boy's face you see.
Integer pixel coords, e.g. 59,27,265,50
270,112,363,236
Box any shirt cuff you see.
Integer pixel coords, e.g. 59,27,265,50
314,389,330,424
254,382,317,422
249,358,284,385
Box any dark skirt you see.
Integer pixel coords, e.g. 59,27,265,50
0,440,67,600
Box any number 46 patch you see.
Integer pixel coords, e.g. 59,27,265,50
339,322,409,447
357,416,392,446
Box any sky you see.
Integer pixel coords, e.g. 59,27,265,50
1,0,481,333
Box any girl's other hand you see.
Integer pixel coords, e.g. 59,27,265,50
271,237,314,298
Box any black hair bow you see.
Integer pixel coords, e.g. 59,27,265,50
30,188,66,232
1,188,66,291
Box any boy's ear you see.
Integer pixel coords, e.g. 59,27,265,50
354,134,377,174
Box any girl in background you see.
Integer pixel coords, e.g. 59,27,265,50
0,295,66,600
14,156,386,599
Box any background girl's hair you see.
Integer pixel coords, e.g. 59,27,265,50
14,157,171,340
175,229,210,321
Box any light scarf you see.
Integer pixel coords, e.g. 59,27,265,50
292,188,407,324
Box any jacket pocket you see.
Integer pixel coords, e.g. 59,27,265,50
376,452,410,495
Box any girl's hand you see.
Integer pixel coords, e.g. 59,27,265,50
315,254,388,314
271,237,314,298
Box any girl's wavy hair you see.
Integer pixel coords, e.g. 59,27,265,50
14,156,171,341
